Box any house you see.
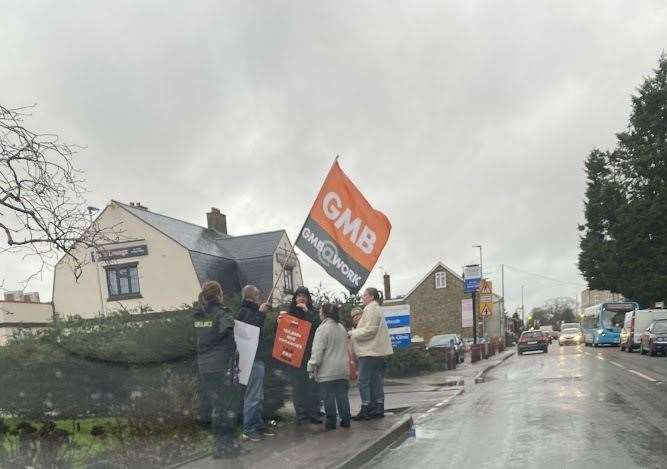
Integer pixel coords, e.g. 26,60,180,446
579,289,625,309
383,262,473,344
53,201,303,318
383,262,507,344
0,292,53,345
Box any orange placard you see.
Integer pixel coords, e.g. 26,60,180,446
272,313,312,368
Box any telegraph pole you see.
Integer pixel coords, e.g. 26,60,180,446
521,285,526,326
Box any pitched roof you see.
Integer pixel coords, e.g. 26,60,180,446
117,201,234,258
115,201,286,294
219,231,284,260
404,261,464,299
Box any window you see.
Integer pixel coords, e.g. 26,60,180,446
105,262,141,300
283,268,294,293
435,271,447,289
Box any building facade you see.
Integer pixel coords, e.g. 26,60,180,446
53,201,303,318
0,292,53,345
384,262,473,344
579,289,625,309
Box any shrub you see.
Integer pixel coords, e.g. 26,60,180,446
385,344,437,378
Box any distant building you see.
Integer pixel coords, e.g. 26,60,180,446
580,289,625,309
53,201,303,318
0,292,53,345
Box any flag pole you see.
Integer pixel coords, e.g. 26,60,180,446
266,155,340,305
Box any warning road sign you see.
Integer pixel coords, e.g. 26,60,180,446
480,304,492,317
480,279,492,295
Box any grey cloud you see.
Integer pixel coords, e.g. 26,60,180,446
1,0,666,313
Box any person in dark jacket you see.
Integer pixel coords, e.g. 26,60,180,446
236,284,275,441
193,281,241,459
283,286,322,424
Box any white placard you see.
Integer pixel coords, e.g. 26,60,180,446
461,298,473,328
234,320,260,386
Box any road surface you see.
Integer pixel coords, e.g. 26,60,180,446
365,344,667,469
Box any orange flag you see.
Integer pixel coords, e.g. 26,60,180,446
295,161,391,293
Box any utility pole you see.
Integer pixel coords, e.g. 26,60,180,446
521,285,526,326
501,263,505,338
473,244,483,341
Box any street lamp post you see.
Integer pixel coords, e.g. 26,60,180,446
473,244,483,340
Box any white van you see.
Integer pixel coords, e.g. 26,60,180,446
620,309,667,351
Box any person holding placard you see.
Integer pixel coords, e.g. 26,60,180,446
284,286,322,424
237,285,275,442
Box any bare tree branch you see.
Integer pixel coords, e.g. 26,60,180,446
1,104,122,290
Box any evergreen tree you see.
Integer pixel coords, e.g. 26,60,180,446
578,150,622,291
579,55,667,306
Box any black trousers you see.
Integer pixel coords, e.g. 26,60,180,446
199,371,240,449
288,368,320,421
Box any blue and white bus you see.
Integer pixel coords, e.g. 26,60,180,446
582,302,639,347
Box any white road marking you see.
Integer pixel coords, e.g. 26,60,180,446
597,355,605,361
608,360,625,369
628,369,658,382
426,407,437,413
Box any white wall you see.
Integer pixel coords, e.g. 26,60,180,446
0,301,53,346
53,202,201,318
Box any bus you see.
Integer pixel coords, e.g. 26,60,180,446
582,302,639,347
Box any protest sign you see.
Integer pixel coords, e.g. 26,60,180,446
234,320,260,385
271,313,312,368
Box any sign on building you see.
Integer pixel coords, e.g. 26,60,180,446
92,244,149,262
381,304,411,349
461,298,473,328
463,264,482,293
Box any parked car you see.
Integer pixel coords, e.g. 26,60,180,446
539,326,554,344
639,319,667,356
558,327,584,345
426,333,465,363
621,309,667,352
517,330,549,355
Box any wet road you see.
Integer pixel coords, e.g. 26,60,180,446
366,344,667,469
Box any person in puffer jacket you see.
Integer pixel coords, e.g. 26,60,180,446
193,281,241,459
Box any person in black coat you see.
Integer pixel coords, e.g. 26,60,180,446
193,281,241,459
284,286,322,424
236,285,275,441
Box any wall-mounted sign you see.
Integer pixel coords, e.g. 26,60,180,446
381,304,411,349
92,244,148,262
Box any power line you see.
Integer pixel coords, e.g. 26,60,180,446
503,264,587,288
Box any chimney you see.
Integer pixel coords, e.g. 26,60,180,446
383,273,392,300
207,207,227,234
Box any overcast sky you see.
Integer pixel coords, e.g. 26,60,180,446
2,1,666,314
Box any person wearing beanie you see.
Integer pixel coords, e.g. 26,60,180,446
284,286,322,424
193,280,241,459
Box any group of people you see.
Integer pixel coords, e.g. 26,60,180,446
193,281,394,459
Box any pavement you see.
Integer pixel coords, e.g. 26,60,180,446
365,343,667,469
178,349,514,469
